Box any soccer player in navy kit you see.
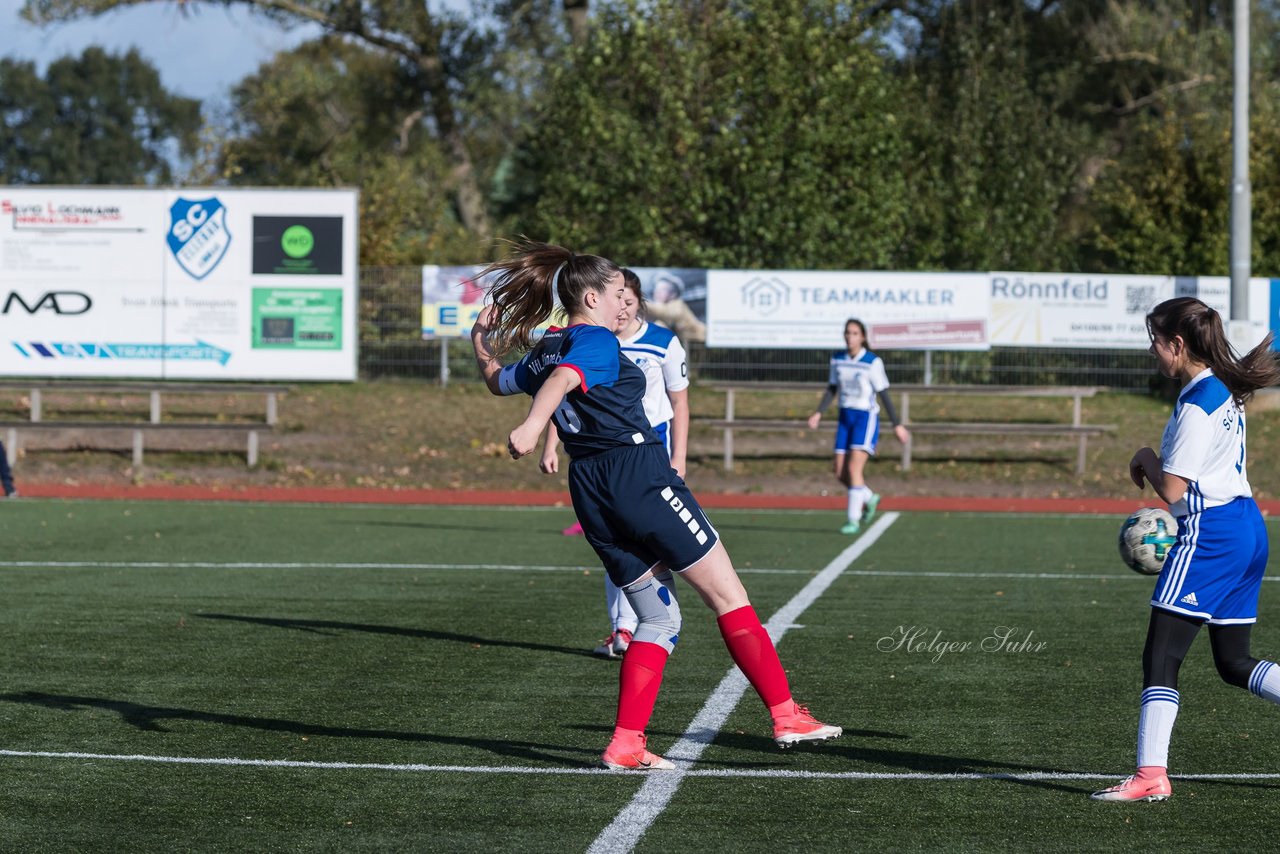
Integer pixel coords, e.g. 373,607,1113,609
808,319,909,534
1092,297,1280,802
471,242,840,771
541,269,690,659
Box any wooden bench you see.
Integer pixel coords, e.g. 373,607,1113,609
0,380,291,425
698,382,1112,474
1,421,269,468
0,381,290,468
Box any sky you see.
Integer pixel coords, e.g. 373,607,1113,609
0,0,323,103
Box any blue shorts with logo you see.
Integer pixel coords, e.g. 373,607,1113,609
1152,496,1269,624
835,408,879,454
569,443,719,587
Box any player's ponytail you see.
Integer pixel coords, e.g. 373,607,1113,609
481,240,620,356
1147,297,1280,405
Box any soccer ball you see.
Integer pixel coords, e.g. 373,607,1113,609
1117,508,1179,575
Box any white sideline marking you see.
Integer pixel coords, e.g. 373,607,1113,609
3,749,1280,783
0,560,807,575
10,561,1265,584
587,512,900,854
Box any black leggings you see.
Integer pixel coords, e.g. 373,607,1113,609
1142,608,1261,690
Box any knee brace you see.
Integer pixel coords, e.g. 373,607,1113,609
623,571,681,654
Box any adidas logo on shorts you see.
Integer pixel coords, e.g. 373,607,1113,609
661,487,709,545
1180,592,1199,607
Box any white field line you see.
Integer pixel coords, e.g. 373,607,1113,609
3,561,1246,583
0,560,808,575
3,749,1279,783
587,512,900,854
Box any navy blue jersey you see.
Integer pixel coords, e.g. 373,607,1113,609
497,324,658,457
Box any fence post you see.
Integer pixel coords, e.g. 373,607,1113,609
440,338,450,387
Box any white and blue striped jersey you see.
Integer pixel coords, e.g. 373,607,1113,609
828,348,890,412
1160,368,1250,517
618,321,689,428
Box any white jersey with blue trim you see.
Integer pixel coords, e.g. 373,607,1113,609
618,321,689,427
1160,368,1250,517
828,348,889,412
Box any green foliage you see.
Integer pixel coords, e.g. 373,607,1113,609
899,4,1086,271
0,47,200,185
219,38,474,265
517,0,909,269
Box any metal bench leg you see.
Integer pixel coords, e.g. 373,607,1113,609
902,434,913,471
1077,435,1087,475
266,394,278,426
248,431,259,467
150,391,161,424
133,431,144,467
6,428,15,465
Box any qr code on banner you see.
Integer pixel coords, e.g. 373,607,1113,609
1125,285,1158,314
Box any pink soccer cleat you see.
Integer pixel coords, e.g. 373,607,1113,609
772,702,842,748
601,732,675,771
1090,773,1172,802
591,629,633,659
562,521,585,536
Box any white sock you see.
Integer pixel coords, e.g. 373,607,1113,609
1249,660,1280,702
847,488,862,523
606,577,638,634
1136,686,1179,768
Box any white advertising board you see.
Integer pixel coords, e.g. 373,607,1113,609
0,187,358,380
706,270,990,350
988,272,1271,349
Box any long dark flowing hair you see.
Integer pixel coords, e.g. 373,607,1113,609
1146,297,1280,405
479,240,620,356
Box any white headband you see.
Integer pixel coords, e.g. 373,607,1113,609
552,261,568,292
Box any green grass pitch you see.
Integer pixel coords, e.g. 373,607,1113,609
0,499,1277,851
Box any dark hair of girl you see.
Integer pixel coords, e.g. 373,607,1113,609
845,318,868,340
1146,297,1280,405
621,268,647,321
480,240,620,356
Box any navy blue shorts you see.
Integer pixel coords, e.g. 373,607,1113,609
569,443,719,587
1152,497,1269,624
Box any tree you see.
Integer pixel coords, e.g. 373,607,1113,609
896,1,1085,271
517,0,910,269
217,38,472,265
21,0,568,242
0,47,200,184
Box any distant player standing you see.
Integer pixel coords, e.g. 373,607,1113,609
1092,297,1280,802
472,241,840,771
808,318,909,534
542,268,690,658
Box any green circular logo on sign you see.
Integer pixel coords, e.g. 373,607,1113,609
281,225,315,259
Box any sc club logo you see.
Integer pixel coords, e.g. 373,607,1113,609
2,291,93,315
167,197,232,280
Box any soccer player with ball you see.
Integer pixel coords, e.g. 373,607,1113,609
1092,297,1280,802
471,241,840,771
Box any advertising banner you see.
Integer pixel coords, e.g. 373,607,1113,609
1,187,359,380
705,270,990,350
989,272,1270,349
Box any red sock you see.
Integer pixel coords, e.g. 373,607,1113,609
615,641,670,732
717,605,792,708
